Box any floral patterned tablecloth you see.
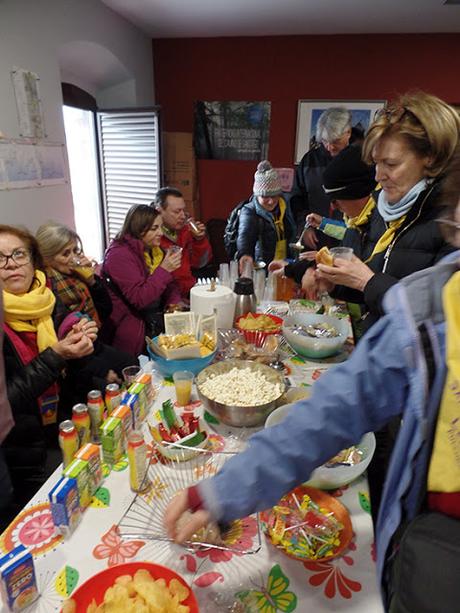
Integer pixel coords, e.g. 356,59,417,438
0,352,383,613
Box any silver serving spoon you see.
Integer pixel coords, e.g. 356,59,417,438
289,222,311,252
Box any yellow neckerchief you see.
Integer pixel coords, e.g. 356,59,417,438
427,271,460,493
3,269,58,352
344,195,376,229
273,197,287,260
144,246,164,273
363,215,407,264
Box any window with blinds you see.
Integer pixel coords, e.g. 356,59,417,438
96,109,161,244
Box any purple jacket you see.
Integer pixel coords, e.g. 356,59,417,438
102,235,181,355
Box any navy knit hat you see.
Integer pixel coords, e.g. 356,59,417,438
323,145,376,200
253,161,282,197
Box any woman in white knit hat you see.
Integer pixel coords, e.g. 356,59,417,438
236,160,296,274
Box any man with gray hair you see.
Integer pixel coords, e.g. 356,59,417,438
290,107,361,249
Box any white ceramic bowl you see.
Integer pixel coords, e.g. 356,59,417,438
282,313,349,359
265,402,375,489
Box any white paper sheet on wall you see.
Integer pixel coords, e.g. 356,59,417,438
0,140,67,190
11,67,46,139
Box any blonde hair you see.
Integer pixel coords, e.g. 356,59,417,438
36,222,81,263
363,91,460,178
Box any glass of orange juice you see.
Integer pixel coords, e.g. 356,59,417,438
173,370,194,406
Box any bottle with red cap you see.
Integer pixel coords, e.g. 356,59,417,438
58,420,79,468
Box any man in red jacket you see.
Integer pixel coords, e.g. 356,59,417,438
155,187,212,299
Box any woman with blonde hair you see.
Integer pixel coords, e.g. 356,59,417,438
36,221,136,385
36,221,111,327
303,91,459,331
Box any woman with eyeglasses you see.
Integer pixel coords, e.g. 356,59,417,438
0,225,95,506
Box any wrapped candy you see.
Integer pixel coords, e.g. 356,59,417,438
267,493,343,560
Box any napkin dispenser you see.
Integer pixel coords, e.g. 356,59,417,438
190,282,236,329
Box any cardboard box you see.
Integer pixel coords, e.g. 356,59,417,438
163,132,196,201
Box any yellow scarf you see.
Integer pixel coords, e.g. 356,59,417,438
144,246,164,273
427,271,460,493
3,269,58,352
274,197,287,260
364,215,407,264
345,195,376,229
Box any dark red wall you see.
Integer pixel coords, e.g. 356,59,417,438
153,33,460,221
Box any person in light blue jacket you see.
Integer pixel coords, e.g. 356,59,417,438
165,155,460,611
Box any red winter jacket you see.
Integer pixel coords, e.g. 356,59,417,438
160,226,212,298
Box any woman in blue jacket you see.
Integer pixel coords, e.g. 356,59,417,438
165,149,460,611
237,161,296,274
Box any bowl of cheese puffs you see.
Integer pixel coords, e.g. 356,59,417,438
235,312,283,347
62,562,198,613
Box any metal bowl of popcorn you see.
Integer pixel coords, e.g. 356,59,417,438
196,359,285,427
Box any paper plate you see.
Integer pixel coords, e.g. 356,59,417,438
62,561,198,612
260,485,352,562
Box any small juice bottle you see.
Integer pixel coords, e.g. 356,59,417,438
58,420,79,468
87,390,105,443
127,431,150,493
72,403,91,447
105,383,122,416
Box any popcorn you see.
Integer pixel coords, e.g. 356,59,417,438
199,367,282,406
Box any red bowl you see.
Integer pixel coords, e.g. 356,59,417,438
63,561,198,612
260,485,352,562
235,312,283,347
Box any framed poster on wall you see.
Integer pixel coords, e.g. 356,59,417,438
294,100,385,164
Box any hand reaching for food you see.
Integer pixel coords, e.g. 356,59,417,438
164,490,211,544
306,213,323,229
268,259,286,276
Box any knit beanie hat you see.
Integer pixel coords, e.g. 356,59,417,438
253,161,282,197
323,145,376,200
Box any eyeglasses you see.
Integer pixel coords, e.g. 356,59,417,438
0,248,31,269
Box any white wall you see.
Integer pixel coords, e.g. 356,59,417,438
0,0,154,231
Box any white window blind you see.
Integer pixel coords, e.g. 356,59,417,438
96,109,160,243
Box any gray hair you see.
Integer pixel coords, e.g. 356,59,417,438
316,107,352,143
36,221,81,262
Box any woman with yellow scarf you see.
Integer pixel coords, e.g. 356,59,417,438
0,225,94,508
314,93,459,327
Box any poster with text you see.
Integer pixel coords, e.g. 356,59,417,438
194,101,270,160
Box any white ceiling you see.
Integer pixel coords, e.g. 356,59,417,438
101,0,460,38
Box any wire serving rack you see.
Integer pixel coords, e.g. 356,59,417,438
117,444,262,556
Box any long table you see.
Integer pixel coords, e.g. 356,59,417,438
0,347,384,613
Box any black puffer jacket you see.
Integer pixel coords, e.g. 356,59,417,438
290,130,363,246
2,332,66,504
285,183,455,331
236,195,297,264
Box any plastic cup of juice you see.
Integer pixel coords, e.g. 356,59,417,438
173,370,194,406
122,365,142,386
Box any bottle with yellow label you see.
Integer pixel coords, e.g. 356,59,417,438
127,430,150,493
